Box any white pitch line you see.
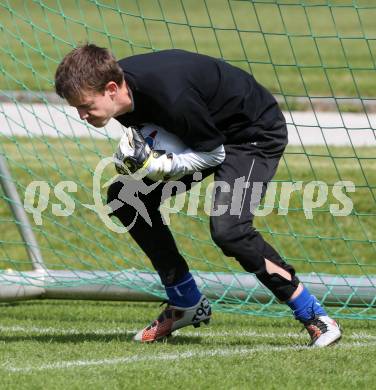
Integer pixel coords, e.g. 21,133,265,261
3,341,376,373
0,324,375,341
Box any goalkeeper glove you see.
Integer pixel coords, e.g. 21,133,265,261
114,127,172,181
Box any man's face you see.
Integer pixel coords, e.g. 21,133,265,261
68,87,117,128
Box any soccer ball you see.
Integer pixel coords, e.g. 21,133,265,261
139,124,189,155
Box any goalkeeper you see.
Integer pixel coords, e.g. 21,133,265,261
55,44,341,346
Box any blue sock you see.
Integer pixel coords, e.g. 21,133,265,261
287,286,327,323
165,272,202,308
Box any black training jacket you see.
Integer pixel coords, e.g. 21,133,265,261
116,49,287,156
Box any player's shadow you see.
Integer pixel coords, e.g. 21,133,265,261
0,332,205,345
0,332,134,344
160,334,205,345
0,301,156,326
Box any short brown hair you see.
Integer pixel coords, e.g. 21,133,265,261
55,43,124,100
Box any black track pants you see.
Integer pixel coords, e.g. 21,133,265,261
107,143,299,300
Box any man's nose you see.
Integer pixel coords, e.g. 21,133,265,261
77,108,88,120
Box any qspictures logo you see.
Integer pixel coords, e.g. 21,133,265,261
23,156,355,233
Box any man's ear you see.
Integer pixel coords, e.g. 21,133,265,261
105,81,118,97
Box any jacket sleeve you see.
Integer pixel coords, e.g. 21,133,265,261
167,145,225,180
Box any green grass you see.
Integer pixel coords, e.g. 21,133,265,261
1,0,376,97
0,299,375,389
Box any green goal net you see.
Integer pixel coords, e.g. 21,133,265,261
0,0,375,320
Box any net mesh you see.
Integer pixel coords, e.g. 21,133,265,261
0,0,375,319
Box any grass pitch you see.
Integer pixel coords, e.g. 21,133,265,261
0,299,375,389
0,3,375,387
1,0,376,97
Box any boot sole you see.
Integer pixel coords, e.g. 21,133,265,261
193,318,211,328
136,317,211,342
